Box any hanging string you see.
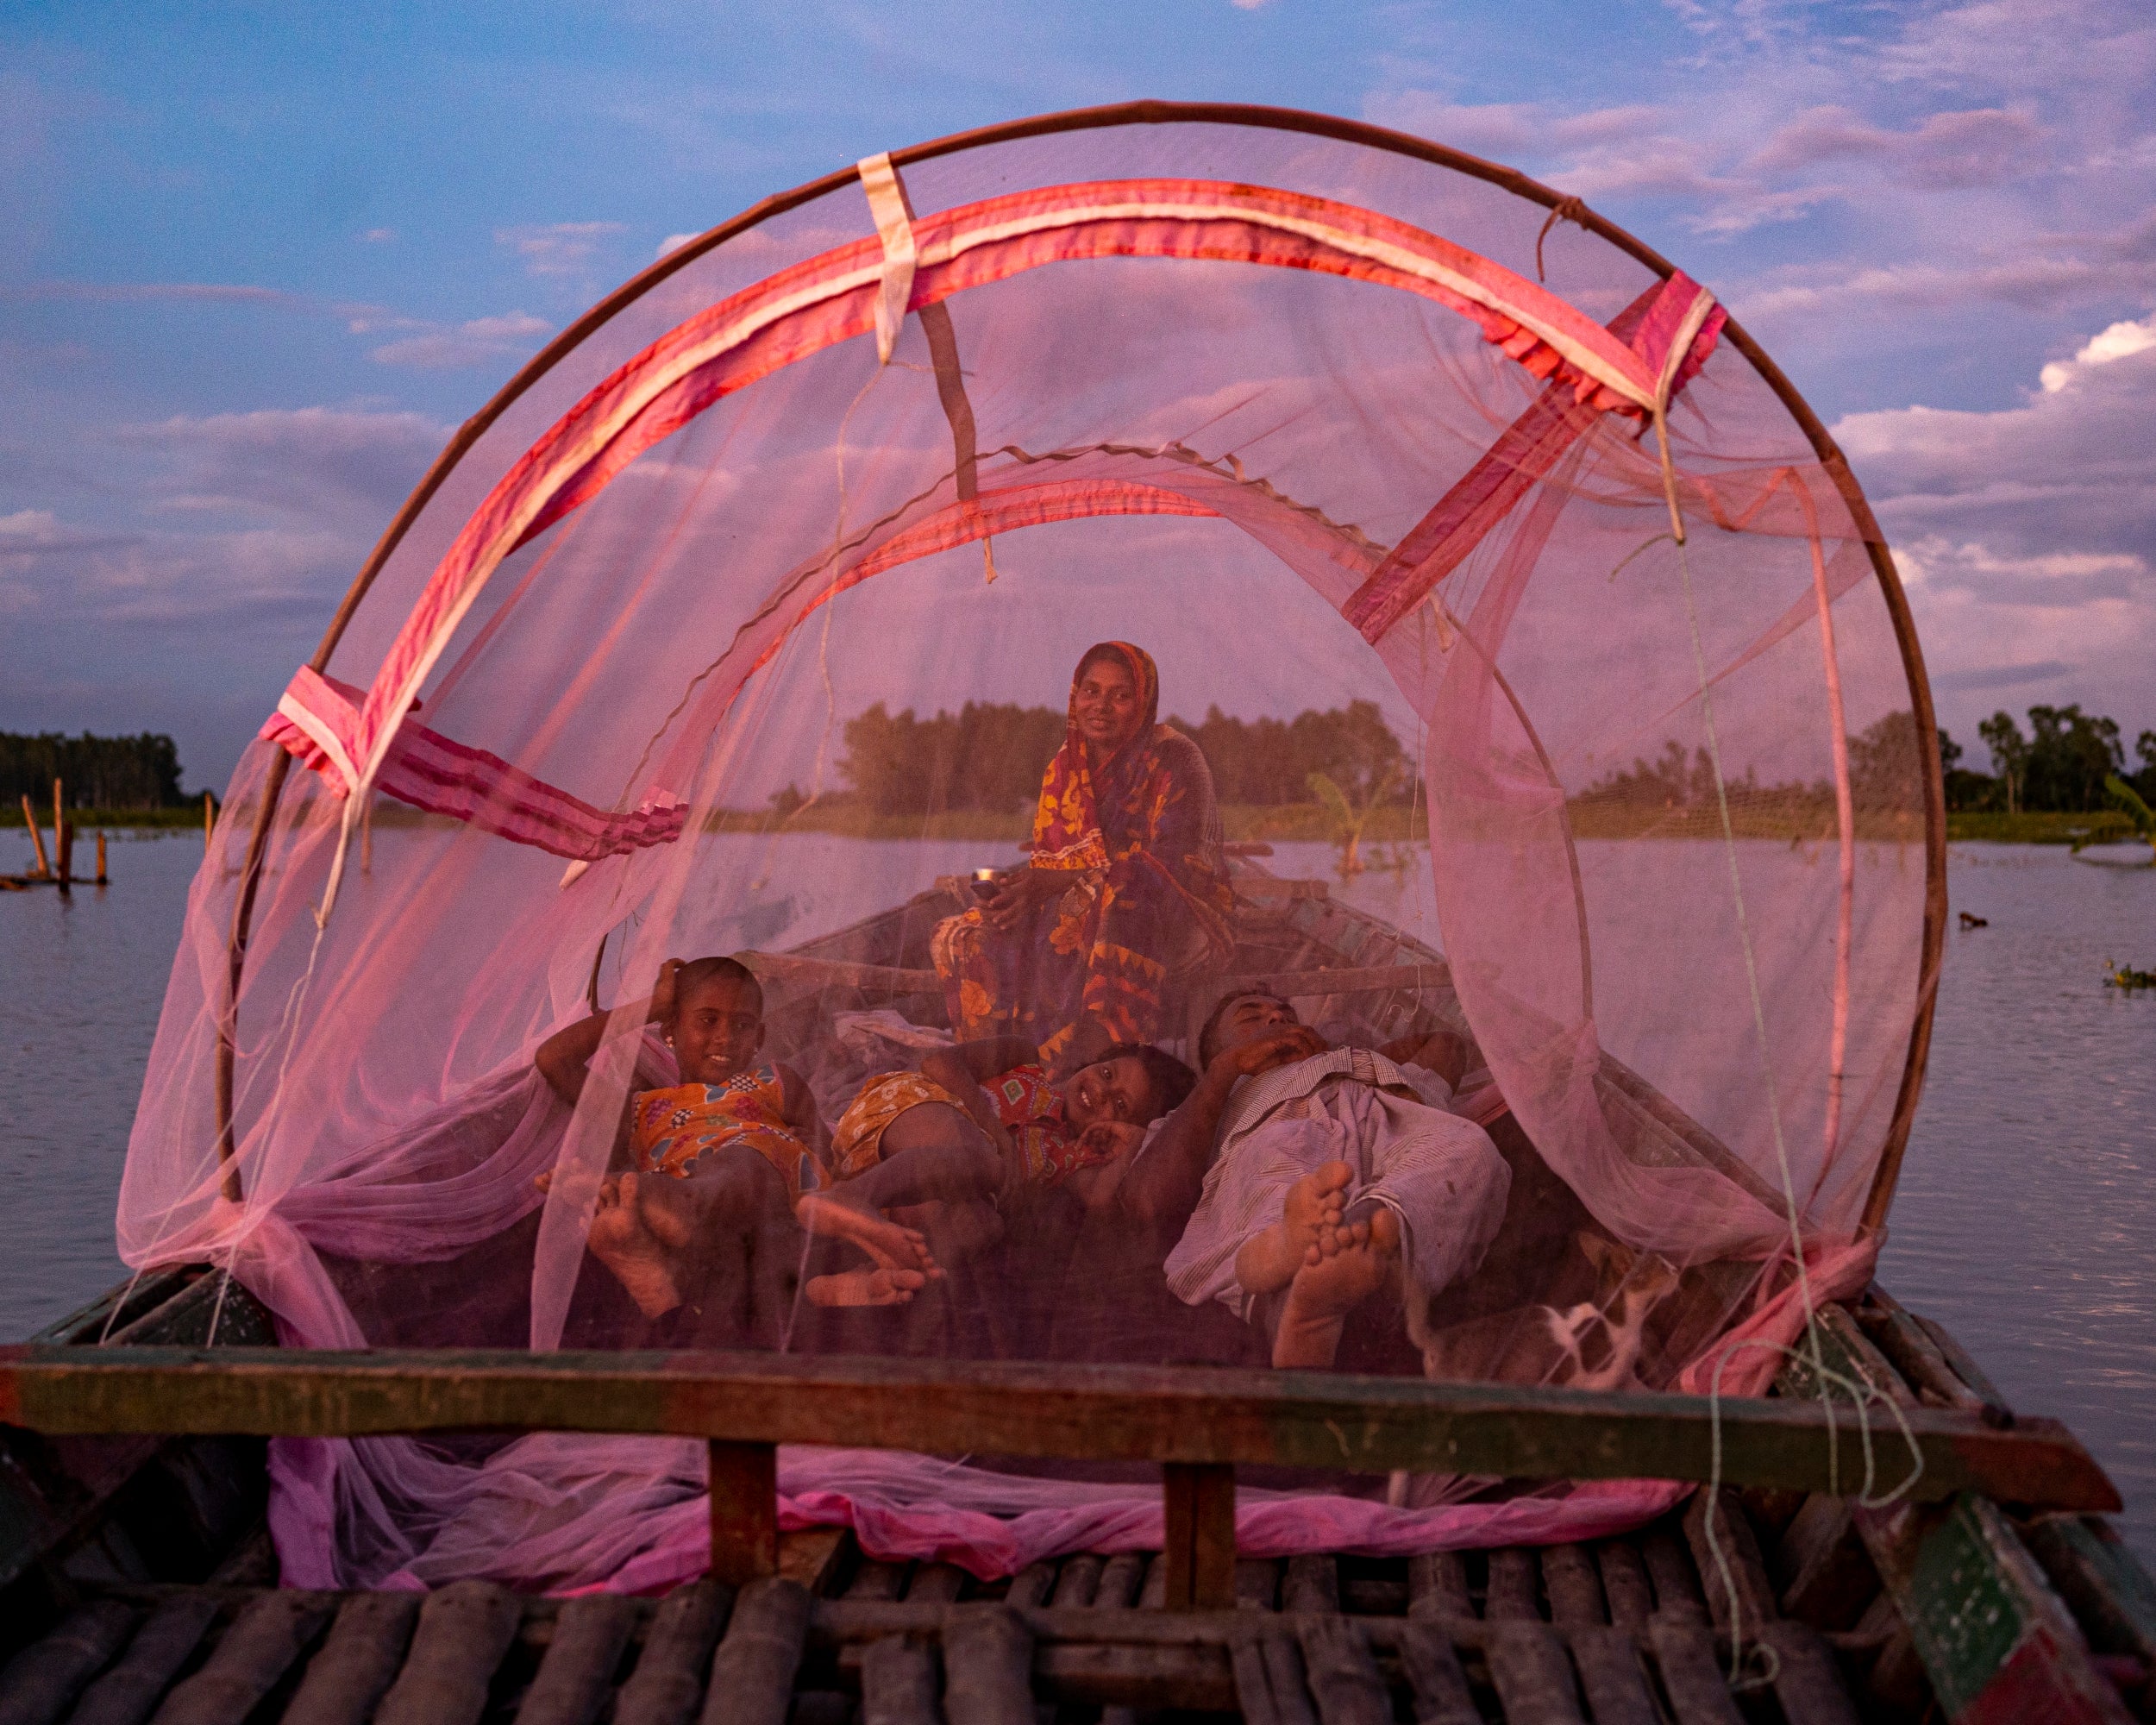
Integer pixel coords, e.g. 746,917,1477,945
1671,478,1853,1680
1703,1331,1927,1689
1535,195,1589,282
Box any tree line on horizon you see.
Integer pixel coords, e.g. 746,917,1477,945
0,731,190,810
812,699,1413,819
1572,712,1933,815
1947,705,2156,814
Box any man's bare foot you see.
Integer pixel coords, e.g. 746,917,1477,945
1272,1206,1401,1369
588,1173,685,1318
796,1190,940,1277
1235,1161,1353,1296
805,1266,929,1308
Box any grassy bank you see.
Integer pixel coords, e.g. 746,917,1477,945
17,799,2122,848
1943,810,2140,845
2,804,215,831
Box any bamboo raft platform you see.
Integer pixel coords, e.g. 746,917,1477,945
4,870,2153,1722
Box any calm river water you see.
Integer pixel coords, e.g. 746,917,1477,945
3,830,2152,1557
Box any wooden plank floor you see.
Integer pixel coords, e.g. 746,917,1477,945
0,1508,1876,1724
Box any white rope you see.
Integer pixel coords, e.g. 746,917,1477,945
1672,507,1847,1682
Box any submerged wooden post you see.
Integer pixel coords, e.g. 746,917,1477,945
708,1439,779,1584
96,830,108,886
1163,1462,1236,1610
53,780,71,894
21,794,51,876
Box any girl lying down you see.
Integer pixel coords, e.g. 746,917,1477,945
810,1032,1198,1274
534,956,941,1343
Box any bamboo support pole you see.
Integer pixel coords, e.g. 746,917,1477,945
95,828,107,885
0,1599,139,1724
53,816,72,896
153,1590,337,1725
21,794,51,876
611,1581,731,1725
204,791,214,853
372,1578,522,1725
280,1591,421,1725
66,1593,221,1725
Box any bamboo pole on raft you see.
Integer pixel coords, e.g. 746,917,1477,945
52,780,70,897
20,794,51,878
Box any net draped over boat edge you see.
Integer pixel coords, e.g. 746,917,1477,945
115,112,1938,1593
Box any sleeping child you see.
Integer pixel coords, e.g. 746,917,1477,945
805,1034,1197,1268
1160,988,1510,1370
534,955,937,1338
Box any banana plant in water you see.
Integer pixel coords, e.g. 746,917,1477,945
2071,774,2156,864
1307,759,1404,879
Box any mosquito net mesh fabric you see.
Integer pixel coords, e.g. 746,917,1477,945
118,112,1940,1592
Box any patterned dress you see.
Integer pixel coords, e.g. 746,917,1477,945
829,1062,1116,1189
628,1065,824,1205
931,642,1234,1064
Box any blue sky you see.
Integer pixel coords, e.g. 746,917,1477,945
4,0,2153,787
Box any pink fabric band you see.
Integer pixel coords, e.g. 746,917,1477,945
336,181,1727,810
260,666,686,863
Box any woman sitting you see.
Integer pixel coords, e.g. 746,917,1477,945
931,640,1234,1066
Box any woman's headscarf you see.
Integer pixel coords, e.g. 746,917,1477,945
1033,641,1164,869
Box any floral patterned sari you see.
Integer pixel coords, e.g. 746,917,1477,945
932,642,1234,1061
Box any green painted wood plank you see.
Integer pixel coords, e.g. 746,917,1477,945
1777,1307,2133,1723
0,1343,2118,1510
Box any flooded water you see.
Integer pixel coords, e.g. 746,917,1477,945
3,829,2153,1558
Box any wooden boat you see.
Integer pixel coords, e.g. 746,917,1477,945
3,862,2153,1725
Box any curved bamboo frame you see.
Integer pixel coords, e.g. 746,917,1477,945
216,99,1945,1232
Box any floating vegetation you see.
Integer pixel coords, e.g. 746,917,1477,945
2103,961,2156,993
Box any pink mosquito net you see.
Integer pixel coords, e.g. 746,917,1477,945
118,107,1941,1594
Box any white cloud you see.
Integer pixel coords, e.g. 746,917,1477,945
496,221,628,277
369,310,551,369
1833,318,2156,731
655,231,702,260
360,227,396,243
2040,315,2156,390
0,507,60,542
0,410,442,672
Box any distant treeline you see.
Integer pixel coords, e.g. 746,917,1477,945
1576,706,2156,822
0,731,188,810
822,700,1412,819
1575,712,1931,816
1946,706,2156,814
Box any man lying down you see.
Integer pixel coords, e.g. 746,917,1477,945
1161,988,1510,1371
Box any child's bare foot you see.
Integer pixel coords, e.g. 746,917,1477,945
805,1266,929,1308
1235,1161,1353,1296
796,1190,940,1277
1273,1206,1401,1369
588,1173,685,1318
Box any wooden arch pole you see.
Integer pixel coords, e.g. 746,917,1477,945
211,102,1945,1229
